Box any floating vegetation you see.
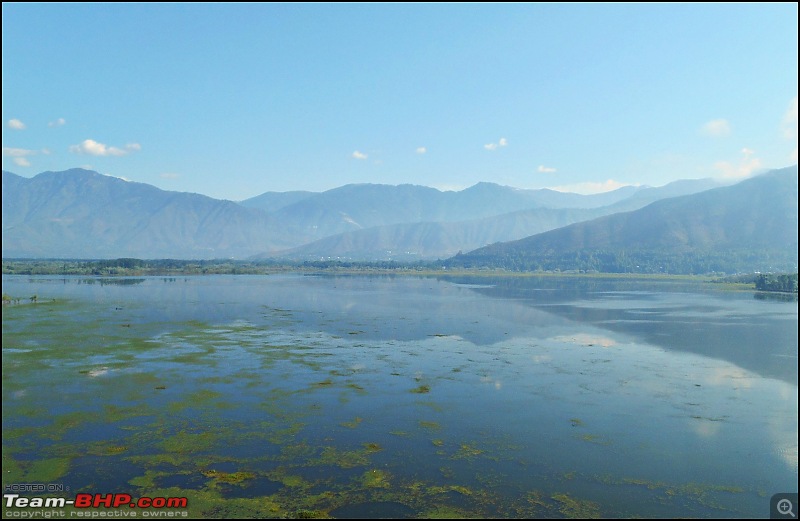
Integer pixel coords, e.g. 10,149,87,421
315,446,370,468
14,457,71,483
161,430,220,454
360,468,391,488
266,468,308,488
86,443,128,456
453,443,483,459
340,416,363,429
411,384,431,394
551,493,601,518
576,433,611,445
201,469,256,484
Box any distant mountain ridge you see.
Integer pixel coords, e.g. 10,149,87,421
2,169,301,258
2,167,744,263
446,165,798,273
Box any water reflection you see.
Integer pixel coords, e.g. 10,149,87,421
2,273,796,518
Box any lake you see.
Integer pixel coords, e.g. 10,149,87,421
2,273,797,518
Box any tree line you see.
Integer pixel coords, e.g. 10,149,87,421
755,273,798,293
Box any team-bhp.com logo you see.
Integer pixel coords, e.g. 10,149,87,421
4,493,188,517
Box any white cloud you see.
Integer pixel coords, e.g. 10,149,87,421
537,165,557,173
69,139,140,157
2,147,36,167
484,137,508,151
2,147,35,157
700,118,731,137
712,148,763,180
416,147,427,154
8,119,25,130
783,97,798,141
352,150,367,160
549,179,632,195
48,117,66,127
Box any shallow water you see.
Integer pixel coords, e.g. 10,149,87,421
2,274,797,518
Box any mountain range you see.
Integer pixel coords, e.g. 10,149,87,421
3,166,796,273
446,165,798,273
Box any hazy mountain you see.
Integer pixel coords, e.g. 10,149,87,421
260,182,645,242
239,190,316,212
265,206,617,261
603,177,725,212
2,167,761,264
447,166,798,273
2,169,305,259
260,179,722,261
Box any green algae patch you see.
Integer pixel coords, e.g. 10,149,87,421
576,433,611,445
340,416,363,428
362,442,383,453
432,439,444,447
419,506,478,519
316,446,370,468
266,469,309,489
46,411,101,440
127,470,164,489
277,442,316,461
361,469,391,488
427,484,474,497
411,384,431,394
161,430,219,454
452,443,483,459
551,493,601,519
418,420,441,430
143,486,284,518
86,442,129,456
201,469,256,484
1,451,25,484
293,509,332,519
21,457,71,483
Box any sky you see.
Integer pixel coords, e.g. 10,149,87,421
2,3,797,201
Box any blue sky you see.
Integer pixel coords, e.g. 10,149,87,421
2,3,797,201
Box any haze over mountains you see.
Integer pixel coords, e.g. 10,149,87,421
2,166,797,273
447,165,798,273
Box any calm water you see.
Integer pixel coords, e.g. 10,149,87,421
2,274,797,518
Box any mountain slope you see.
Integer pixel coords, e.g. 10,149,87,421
238,190,316,212
264,206,613,260
264,177,726,261
253,182,648,241
446,166,799,273
2,169,305,259
3,167,765,264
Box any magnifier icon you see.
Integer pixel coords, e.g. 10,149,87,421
778,499,796,518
